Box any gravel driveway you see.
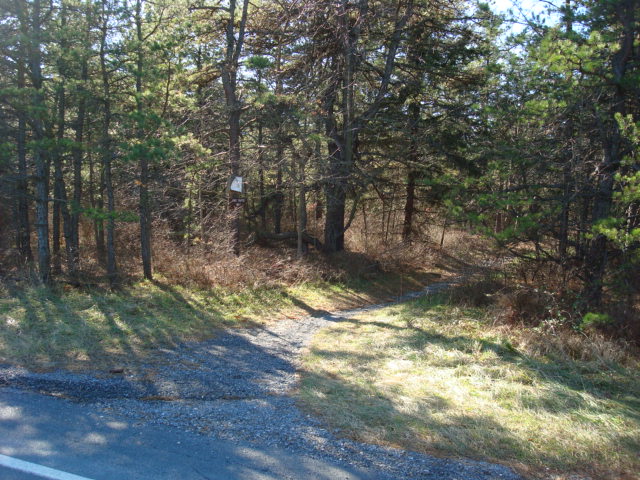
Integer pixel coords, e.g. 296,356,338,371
0,280,521,480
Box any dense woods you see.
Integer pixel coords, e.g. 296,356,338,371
0,0,638,334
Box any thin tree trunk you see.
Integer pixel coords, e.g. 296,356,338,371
58,126,77,279
16,40,32,261
559,162,571,264
258,122,266,230
198,181,205,242
70,5,90,277
576,194,589,262
100,0,118,286
135,0,152,279
273,46,284,235
361,201,368,252
402,170,418,242
228,107,242,255
220,0,250,255
274,150,283,234
25,0,50,283
52,2,77,279
440,217,447,248
89,140,105,263
186,186,193,248
558,0,573,269
390,188,399,240
52,36,64,275
297,155,308,258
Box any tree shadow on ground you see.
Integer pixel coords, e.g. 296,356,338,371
298,298,640,479
301,338,640,479
337,306,640,417
0,279,230,372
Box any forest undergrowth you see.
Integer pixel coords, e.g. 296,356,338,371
2,219,637,372
0,223,463,371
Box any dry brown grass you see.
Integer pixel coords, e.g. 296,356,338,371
1,214,462,371
146,214,474,290
154,240,382,290
300,295,640,480
443,277,639,368
513,326,637,366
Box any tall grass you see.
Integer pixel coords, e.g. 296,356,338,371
299,295,640,480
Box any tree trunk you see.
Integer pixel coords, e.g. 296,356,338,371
52,83,75,277
323,81,346,252
440,217,447,248
69,6,91,277
100,0,118,287
322,69,347,252
323,0,358,253
136,0,152,280
258,122,266,230
228,107,242,255
25,0,50,283
558,0,573,269
361,201,369,251
52,1,78,280
52,91,62,275
583,2,636,307
402,101,421,242
89,141,106,263
403,170,418,242
297,157,308,259
321,0,411,252
15,40,32,262
273,46,284,235
324,175,346,252
558,161,571,266
274,151,283,234
220,0,250,256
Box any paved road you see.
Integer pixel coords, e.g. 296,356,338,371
0,466,43,480
0,388,376,480
0,468,42,479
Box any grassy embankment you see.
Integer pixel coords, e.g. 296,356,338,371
0,268,442,371
299,293,640,480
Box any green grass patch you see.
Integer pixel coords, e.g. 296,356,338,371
0,269,440,371
298,295,640,480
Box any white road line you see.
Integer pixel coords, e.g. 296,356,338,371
0,454,94,480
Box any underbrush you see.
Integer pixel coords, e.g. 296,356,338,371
0,263,443,371
445,263,640,346
151,222,478,291
299,294,640,480
502,256,640,342
1,216,466,370
446,280,638,369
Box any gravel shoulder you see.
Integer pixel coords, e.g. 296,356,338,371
0,280,522,480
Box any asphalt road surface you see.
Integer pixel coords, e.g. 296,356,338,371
0,388,376,480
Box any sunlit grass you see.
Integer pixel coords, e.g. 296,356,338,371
299,295,640,480
0,269,439,370
0,280,228,369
